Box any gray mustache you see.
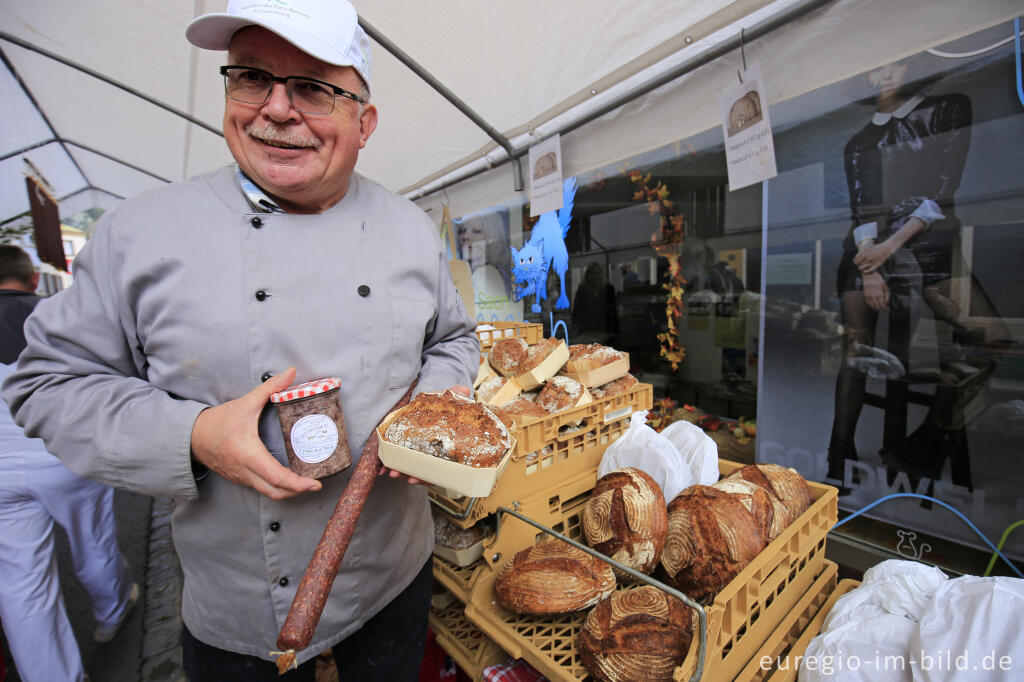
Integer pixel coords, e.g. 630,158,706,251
246,124,322,151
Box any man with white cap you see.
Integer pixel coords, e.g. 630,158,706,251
2,1,478,680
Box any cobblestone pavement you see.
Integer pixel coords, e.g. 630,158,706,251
139,498,185,682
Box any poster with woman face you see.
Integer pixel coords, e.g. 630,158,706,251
454,207,521,322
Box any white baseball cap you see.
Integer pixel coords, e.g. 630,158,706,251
186,0,372,93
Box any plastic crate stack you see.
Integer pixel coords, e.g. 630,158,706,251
429,323,849,680
428,322,653,678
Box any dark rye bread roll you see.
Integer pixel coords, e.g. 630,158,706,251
711,478,777,541
660,485,766,604
725,463,813,529
579,586,695,682
489,338,528,376
583,467,667,576
383,390,512,467
494,540,616,615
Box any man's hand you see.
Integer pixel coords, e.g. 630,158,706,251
862,271,890,311
379,384,472,485
191,367,322,499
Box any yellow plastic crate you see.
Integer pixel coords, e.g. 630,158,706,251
461,459,838,682
755,577,860,682
430,600,509,679
433,555,486,605
476,321,544,349
736,561,838,681
429,383,652,529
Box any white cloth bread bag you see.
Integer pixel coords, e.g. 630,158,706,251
597,411,695,501
659,419,719,487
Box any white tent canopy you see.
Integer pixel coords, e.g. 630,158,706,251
1,0,1019,228
0,0,821,227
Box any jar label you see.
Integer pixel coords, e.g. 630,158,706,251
290,414,339,463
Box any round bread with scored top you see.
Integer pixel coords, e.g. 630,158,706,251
494,539,616,615
725,463,812,529
583,467,667,577
579,585,695,682
383,390,511,467
712,477,777,542
660,485,766,604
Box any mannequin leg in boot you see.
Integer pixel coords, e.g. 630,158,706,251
827,290,878,488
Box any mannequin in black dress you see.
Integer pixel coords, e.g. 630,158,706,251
827,60,973,486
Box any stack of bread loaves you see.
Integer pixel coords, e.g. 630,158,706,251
659,464,812,604
575,463,812,681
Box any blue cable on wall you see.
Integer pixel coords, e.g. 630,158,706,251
831,493,1024,579
1016,17,1024,108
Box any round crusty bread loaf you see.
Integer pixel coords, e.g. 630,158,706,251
590,373,638,400
536,375,585,413
383,390,512,467
583,467,668,577
494,540,616,615
489,338,528,376
711,478,778,541
725,463,812,529
579,586,695,682
660,485,766,604
566,343,625,373
519,337,564,374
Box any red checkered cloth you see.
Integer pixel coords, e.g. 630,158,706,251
482,658,547,682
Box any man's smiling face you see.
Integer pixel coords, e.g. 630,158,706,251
223,27,377,213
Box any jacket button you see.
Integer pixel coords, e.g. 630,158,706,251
357,285,371,297
250,216,263,228
255,290,268,301
278,577,289,587
261,372,273,382
269,521,281,532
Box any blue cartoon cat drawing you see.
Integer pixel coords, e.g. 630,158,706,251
512,177,576,313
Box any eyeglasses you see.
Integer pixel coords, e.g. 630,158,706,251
220,65,366,115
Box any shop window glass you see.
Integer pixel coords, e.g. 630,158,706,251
760,22,1024,563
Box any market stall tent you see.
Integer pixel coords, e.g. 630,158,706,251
0,0,819,228
1,0,1019,228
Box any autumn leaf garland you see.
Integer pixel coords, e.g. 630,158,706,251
628,170,688,371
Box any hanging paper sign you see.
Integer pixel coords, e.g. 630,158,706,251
528,133,564,217
719,60,777,191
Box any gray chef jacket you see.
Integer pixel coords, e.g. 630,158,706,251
1,165,479,663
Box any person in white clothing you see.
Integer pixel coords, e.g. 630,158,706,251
0,245,137,682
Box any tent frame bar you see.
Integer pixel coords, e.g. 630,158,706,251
410,0,834,200
358,17,524,192
0,31,223,138
0,44,92,194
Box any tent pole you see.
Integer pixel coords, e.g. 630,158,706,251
358,18,523,192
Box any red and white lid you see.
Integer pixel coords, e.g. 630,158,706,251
270,377,341,403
